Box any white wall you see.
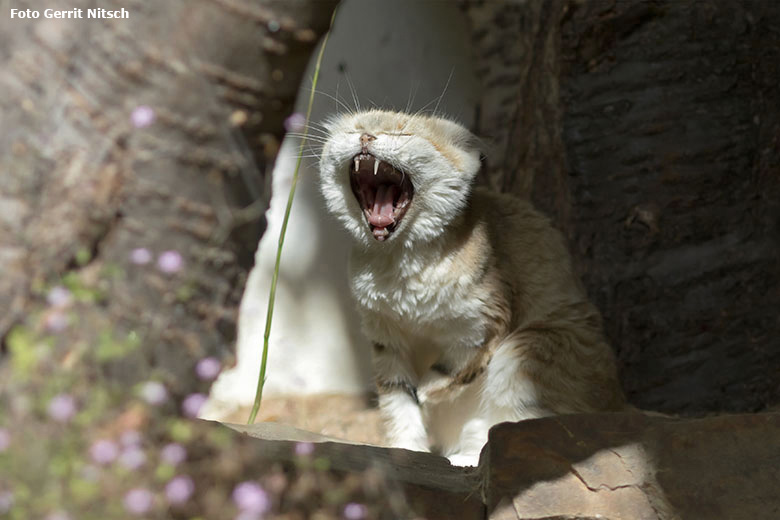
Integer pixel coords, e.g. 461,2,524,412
202,0,478,419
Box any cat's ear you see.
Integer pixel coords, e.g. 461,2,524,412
433,118,481,153
461,130,484,155
468,130,498,165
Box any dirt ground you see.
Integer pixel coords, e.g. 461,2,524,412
224,393,386,446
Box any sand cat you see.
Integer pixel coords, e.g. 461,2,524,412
318,110,625,466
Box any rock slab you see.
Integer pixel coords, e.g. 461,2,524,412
224,412,780,519
484,412,780,520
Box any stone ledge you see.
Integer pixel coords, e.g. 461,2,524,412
219,412,780,520
484,412,780,520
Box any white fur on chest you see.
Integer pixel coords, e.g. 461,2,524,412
348,244,488,356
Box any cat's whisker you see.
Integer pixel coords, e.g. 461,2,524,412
285,134,330,144
305,86,355,116
432,68,455,118
344,73,361,113
405,81,420,115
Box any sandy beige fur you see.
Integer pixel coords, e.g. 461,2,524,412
318,110,625,465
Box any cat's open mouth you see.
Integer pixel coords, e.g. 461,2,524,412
349,153,414,241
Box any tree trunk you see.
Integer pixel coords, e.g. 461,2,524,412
0,0,335,389
463,0,780,414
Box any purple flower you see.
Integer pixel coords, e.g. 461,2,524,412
157,250,183,274
195,357,221,380
0,428,10,452
120,430,142,447
232,481,270,514
0,491,13,514
89,439,119,465
165,475,195,504
139,381,168,405
123,488,153,515
48,394,77,422
181,393,207,418
344,503,367,520
131,106,155,128
160,443,187,466
119,446,147,470
294,442,314,456
47,286,72,307
284,112,306,133
129,248,152,265
45,311,69,332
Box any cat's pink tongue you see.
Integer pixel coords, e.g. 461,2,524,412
368,184,397,228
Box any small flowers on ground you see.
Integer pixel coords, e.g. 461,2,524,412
47,394,77,422
119,446,146,470
129,248,152,265
181,393,207,418
294,442,315,456
157,250,183,274
160,443,187,466
232,481,270,515
195,357,221,380
139,381,168,406
123,488,154,515
165,475,195,504
89,439,119,465
46,286,72,308
131,106,155,128
344,502,367,520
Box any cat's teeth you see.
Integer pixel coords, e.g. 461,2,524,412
373,159,379,175
354,158,359,171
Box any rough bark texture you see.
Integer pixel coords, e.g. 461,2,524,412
0,0,335,387
463,0,780,414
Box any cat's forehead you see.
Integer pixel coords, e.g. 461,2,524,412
328,110,469,141
347,110,414,132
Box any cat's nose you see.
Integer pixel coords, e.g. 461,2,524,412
360,133,376,151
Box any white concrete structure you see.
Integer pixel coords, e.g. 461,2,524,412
202,0,478,420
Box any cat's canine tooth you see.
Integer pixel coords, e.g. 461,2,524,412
354,157,359,172
373,159,379,175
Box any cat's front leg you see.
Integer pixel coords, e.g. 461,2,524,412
373,343,429,452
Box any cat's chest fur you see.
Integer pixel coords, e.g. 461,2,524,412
348,244,489,354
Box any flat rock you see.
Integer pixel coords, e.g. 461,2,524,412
218,412,780,519
484,412,780,520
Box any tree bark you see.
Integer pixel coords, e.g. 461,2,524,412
0,0,336,389
463,0,780,414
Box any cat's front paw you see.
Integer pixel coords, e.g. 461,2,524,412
447,452,480,467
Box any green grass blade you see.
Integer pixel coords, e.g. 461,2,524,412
247,6,339,425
